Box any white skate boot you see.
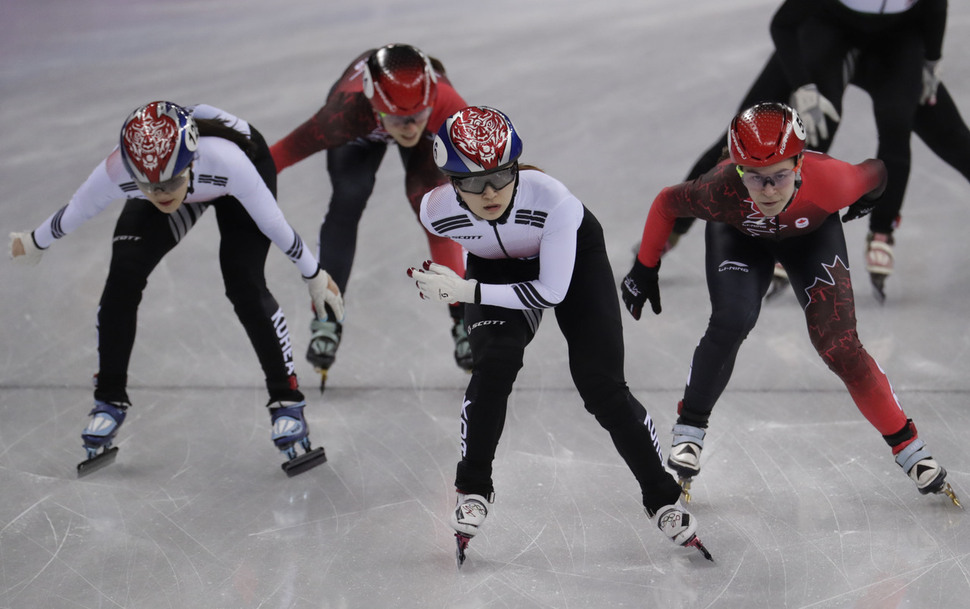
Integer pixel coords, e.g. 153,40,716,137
450,492,491,568
865,232,894,303
306,317,342,392
895,439,961,507
668,423,706,502
648,502,713,561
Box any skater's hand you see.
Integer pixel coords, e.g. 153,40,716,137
842,197,878,223
9,231,44,266
305,268,345,322
407,261,478,304
920,59,942,106
790,84,840,148
621,259,661,320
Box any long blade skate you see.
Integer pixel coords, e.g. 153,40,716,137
281,438,327,477
870,274,887,304
677,477,694,504
316,368,328,395
455,533,471,568
684,534,714,562
77,447,119,478
764,276,789,301
939,482,962,508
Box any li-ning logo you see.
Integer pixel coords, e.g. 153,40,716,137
718,260,750,273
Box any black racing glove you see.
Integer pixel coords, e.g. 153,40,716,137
842,196,878,223
621,259,661,320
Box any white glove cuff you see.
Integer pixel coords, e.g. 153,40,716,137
10,231,44,266
304,268,345,322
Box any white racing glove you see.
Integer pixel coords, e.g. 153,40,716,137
790,84,840,147
407,261,478,304
920,59,942,106
9,231,45,266
305,268,345,322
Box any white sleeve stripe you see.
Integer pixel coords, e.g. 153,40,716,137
512,282,555,309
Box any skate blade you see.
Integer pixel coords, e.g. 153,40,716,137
940,482,963,509
870,274,887,304
77,446,119,478
315,368,329,394
677,477,693,504
764,276,789,301
685,535,714,562
281,446,327,477
455,533,471,569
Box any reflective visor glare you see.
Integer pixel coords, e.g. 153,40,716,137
737,167,796,190
453,167,517,194
381,107,432,127
137,171,188,194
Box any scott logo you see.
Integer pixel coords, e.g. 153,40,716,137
469,319,505,331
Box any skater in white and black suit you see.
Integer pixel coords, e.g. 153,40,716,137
9,101,344,475
407,106,712,566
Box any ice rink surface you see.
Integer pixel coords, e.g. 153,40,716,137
2,1,969,607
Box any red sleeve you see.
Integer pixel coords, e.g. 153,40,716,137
797,155,887,213
636,185,688,267
427,75,467,132
636,161,744,267
270,92,376,172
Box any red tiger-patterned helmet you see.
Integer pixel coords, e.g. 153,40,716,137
119,101,198,183
433,106,523,176
362,44,438,116
728,102,806,167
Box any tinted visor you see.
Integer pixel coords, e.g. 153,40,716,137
136,169,190,194
380,107,432,128
452,164,517,195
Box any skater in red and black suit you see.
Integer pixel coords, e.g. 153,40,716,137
271,44,471,385
663,0,956,302
9,101,344,476
407,106,713,566
621,102,958,506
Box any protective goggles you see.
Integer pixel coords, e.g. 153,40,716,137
136,169,190,194
736,165,798,191
452,164,518,195
379,107,432,128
